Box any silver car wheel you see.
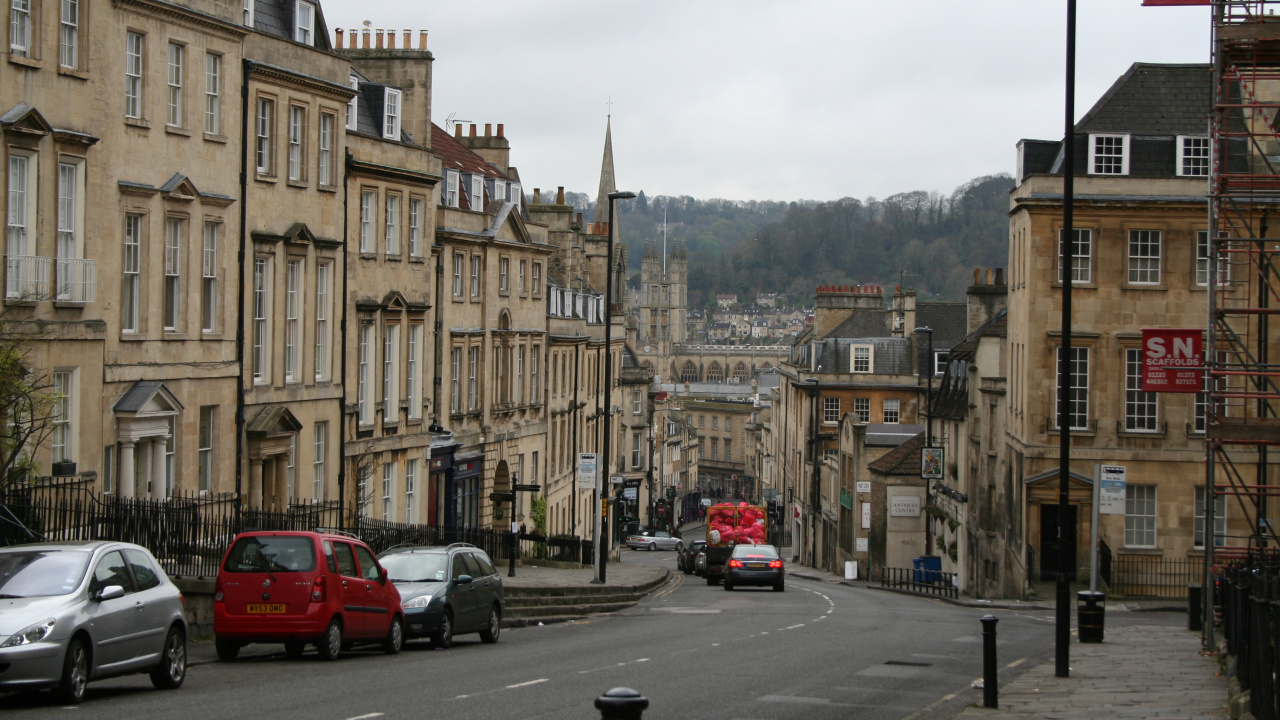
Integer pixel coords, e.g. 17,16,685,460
57,638,88,704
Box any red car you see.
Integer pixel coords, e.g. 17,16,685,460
214,530,403,661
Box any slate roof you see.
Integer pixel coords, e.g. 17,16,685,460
1020,63,1213,179
810,337,913,376
826,311,891,339
432,123,512,213
916,302,968,373
866,424,925,448
932,309,1007,421
868,431,927,475
249,0,332,51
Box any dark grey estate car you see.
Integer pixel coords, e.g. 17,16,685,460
376,543,503,649
0,541,187,704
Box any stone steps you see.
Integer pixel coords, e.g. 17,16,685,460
500,569,670,629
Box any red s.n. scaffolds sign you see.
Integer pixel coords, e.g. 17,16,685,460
1141,328,1203,393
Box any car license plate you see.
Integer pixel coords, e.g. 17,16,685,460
246,603,286,614
748,563,766,568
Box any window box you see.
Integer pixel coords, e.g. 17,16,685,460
51,461,77,477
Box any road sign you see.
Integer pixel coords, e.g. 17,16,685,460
577,453,598,490
513,484,541,492
1142,328,1203,393
1099,465,1126,515
489,492,516,502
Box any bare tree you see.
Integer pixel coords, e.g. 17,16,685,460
349,441,384,522
0,315,58,493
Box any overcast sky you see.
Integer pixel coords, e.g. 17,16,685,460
321,1,1211,203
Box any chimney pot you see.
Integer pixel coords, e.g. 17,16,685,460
995,267,1005,285
469,124,477,138
985,267,993,285
454,124,462,138
973,268,981,285
557,186,565,204
484,123,491,137
533,188,541,204
403,30,411,48
349,29,358,48
361,28,370,49
497,123,504,138
335,28,344,46
375,29,384,49
387,30,395,49
576,212,583,225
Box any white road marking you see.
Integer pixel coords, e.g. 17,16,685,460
636,658,649,662
760,631,769,635
506,679,549,689
786,623,805,629
826,608,833,614
815,616,827,621
347,714,385,720
1007,657,1027,668
454,695,469,700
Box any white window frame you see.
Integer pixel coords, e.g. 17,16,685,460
1124,348,1159,433
385,193,400,255
198,406,214,494
407,323,422,420
359,190,375,253
358,323,374,424
518,259,527,295
533,262,541,297
255,97,274,175
531,344,540,402
823,397,840,423
312,422,327,500
284,259,302,383
314,262,330,381
452,252,464,297
201,222,218,333
122,214,141,331
163,218,182,331
1055,346,1089,430
451,346,461,413
632,431,642,469
167,42,184,128
1127,230,1162,285
933,351,948,377
470,255,480,298
1124,484,1157,548
50,369,74,463
1197,230,1230,287
468,345,478,411
11,0,30,57
318,112,333,187
1088,133,1129,176
854,397,870,423
409,197,423,257
243,0,254,27
383,323,400,421
252,258,272,383
286,434,296,499
381,461,396,522
1057,228,1092,284
287,105,305,182
204,52,221,135
382,87,401,140
294,0,315,45
515,344,525,405
125,32,144,119
444,170,459,208
499,256,509,293
469,174,483,210
59,0,78,69
55,160,84,302
346,75,359,131
405,458,418,524
883,398,899,424
851,345,872,373
1177,135,1210,177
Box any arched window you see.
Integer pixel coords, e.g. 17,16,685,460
680,361,698,383
706,362,724,383
733,362,749,380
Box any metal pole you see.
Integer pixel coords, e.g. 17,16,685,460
509,515,517,578
1090,464,1100,593
600,191,634,583
1056,0,1078,680
982,615,999,709
808,379,820,569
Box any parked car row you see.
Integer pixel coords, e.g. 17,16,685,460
0,530,505,705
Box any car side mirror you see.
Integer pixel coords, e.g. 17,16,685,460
379,567,388,584
95,585,125,602
455,575,473,585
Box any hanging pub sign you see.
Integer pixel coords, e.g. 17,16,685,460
1141,328,1203,393
921,447,944,480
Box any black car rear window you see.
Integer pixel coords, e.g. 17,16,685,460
224,536,316,573
731,545,778,559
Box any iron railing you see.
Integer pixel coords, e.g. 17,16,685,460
1216,559,1280,720
880,566,958,599
1110,556,1201,599
1,486,584,579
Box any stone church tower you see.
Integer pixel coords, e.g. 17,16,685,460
637,234,688,352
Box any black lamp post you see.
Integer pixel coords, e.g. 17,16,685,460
806,378,820,569
599,190,635,584
915,326,934,556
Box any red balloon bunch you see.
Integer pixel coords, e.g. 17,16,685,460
706,502,766,546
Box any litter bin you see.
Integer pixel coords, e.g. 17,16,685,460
1188,583,1203,632
913,555,942,584
1077,590,1105,643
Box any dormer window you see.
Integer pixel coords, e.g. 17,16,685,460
1178,135,1210,177
851,344,873,373
1088,133,1129,175
243,0,254,27
488,179,506,203
509,182,522,209
346,75,359,131
468,174,483,210
294,1,315,45
382,88,401,140
443,169,459,207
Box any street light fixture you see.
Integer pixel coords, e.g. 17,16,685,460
598,189,635,585
915,326,935,558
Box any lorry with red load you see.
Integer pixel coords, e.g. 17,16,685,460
702,502,768,585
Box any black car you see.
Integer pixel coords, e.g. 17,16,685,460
677,540,706,574
723,544,784,592
377,543,504,649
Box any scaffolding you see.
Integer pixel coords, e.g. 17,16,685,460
1208,0,1280,574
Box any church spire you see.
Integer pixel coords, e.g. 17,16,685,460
594,115,616,225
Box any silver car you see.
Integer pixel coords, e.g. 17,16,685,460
0,541,188,704
624,531,683,552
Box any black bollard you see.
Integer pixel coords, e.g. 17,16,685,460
981,615,999,709
596,687,648,720
508,528,517,578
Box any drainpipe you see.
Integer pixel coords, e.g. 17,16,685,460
337,150,351,530
571,340,581,538
234,59,252,517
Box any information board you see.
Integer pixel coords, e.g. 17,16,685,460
576,453,598,490
1099,464,1127,515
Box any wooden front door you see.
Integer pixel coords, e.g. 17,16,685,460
1039,504,1078,581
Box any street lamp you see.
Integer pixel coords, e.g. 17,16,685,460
915,326,934,557
598,189,635,585
806,377,820,569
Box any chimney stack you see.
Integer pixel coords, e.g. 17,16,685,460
557,187,565,204
533,188,541,204
966,266,1008,334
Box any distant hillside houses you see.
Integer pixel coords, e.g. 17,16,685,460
716,293,738,308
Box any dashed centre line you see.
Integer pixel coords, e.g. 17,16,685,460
506,679,549,689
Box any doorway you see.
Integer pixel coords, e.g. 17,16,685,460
1039,504,1077,581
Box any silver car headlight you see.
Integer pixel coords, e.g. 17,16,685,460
1,618,56,647
402,594,437,609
